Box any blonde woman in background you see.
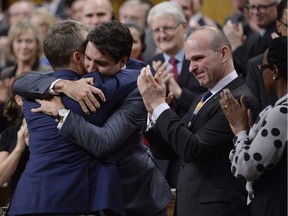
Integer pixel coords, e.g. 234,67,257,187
0,20,51,81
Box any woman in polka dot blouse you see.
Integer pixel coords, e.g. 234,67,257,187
219,36,287,216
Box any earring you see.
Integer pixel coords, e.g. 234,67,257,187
121,64,126,70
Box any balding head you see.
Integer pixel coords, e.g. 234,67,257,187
185,27,235,88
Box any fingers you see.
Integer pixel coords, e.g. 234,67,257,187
31,106,44,113
239,95,247,110
166,92,174,104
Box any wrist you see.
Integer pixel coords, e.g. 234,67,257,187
55,107,69,122
151,99,166,110
53,80,68,94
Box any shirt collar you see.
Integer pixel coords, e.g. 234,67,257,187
209,70,238,95
163,48,185,63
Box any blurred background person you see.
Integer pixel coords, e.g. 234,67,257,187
1,20,51,81
0,1,35,73
119,0,147,28
125,22,146,61
81,0,116,27
0,1,35,36
245,0,287,109
223,0,278,77
0,93,29,206
220,35,287,216
189,0,222,30
224,0,257,38
65,0,86,22
119,0,154,62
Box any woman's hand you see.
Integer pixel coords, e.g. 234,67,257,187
219,89,252,135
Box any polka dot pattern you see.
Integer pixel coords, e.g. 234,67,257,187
229,95,288,204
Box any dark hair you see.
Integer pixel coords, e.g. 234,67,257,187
277,0,287,21
267,36,287,80
124,21,146,53
43,20,90,69
87,21,133,63
3,94,22,124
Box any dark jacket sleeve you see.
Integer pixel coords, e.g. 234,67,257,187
12,71,56,99
59,89,147,158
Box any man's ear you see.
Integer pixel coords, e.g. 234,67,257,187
120,56,128,68
221,45,229,64
72,51,83,65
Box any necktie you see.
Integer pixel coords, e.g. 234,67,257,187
169,57,179,82
191,90,212,118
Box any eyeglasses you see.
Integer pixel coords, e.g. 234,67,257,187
278,19,288,28
152,23,180,35
257,63,275,73
246,2,277,13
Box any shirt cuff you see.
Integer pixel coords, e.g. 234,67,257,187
152,103,170,121
49,79,61,95
57,109,70,129
145,103,170,132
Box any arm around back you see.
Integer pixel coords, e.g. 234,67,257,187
59,88,147,158
13,71,56,99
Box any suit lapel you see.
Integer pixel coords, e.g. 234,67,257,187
187,77,245,130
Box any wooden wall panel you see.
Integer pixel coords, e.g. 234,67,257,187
201,0,236,26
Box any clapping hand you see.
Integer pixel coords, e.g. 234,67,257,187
219,89,253,135
137,65,166,114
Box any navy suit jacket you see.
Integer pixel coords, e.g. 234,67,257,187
8,59,147,215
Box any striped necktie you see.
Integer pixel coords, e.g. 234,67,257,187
191,90,212,118
188,91,212,128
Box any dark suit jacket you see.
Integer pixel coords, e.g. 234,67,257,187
145,77,261,216
12,59,172,216
245,54,277,109
9,69,127,215
59,88,172,216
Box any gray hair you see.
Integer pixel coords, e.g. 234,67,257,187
147,1,186,27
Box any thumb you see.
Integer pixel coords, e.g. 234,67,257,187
83,77,94,85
